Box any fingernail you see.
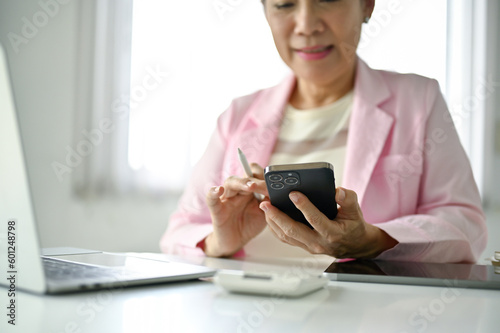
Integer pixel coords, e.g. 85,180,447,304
213,186,220,194
246,181,254,187
259,203,268,212
337,188,345,202
289,192,299,203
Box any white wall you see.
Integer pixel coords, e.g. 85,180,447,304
0,0,176,252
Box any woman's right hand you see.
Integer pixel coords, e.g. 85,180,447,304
203,164,269,257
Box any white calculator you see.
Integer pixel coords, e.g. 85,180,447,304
213,270,329,297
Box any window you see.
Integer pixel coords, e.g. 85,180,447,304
357,0,447,91
127,0,289,192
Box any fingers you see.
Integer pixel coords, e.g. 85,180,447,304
220,176,256,199
250,163,264,179
251,177,269,198
220,175,268,200
259,201,318,252
260,187,371,258
288,191,330,232
335,187,363,219
250,163,268,198
336,187,347,203
206,186,222,206
266,224,311,253
214,163,266,201
206,186,224,214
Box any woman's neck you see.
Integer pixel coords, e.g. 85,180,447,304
290,67,356,110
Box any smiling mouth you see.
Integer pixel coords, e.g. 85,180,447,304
296,45,334,53
294,45,334,61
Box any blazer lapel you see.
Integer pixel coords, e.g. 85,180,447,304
235,75,296,169
343,59,394,205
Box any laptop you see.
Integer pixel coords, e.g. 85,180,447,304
0,44,215,294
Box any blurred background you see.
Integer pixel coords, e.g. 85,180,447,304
0,0,498,256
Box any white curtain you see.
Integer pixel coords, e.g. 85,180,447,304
72,0,133,197
446,0,494,201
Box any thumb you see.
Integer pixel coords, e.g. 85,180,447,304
206,186,224,214
335,187,363,219
250,163,264,179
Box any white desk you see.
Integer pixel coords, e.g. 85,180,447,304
3,254,500,333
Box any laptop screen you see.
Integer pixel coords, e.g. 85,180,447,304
0,44,47,293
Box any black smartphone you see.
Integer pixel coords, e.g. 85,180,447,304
264,162,337,228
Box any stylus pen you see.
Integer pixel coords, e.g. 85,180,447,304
238,148,265,201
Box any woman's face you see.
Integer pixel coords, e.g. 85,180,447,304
264,0,374,86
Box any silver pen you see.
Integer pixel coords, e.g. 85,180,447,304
238,148,265,201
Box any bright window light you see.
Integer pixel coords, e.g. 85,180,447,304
357,0,448,94
128,0,447,191
128,0,289,190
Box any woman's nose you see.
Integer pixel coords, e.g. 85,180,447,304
293,6,324,36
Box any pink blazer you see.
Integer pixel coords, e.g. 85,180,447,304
160,58,487,263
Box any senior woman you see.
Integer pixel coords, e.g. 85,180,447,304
160,0,487,263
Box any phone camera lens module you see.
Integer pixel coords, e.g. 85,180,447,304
285,177,299,185
270,182,285,190
269,174,283,182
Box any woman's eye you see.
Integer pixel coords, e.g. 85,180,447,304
275,2,294,9
274,0,338,9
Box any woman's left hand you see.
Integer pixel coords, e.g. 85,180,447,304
259,187,398,259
